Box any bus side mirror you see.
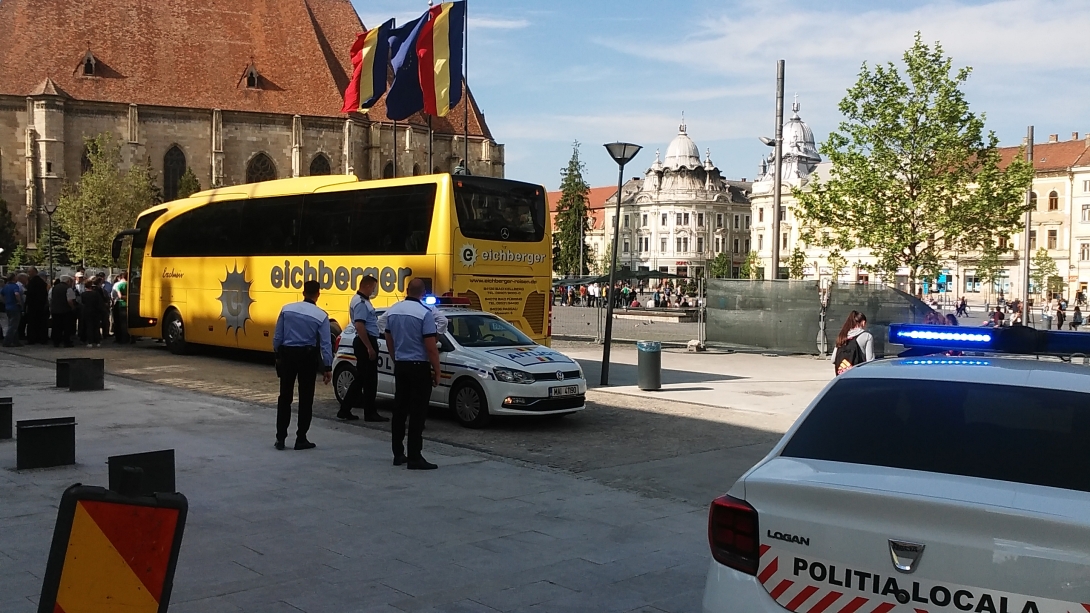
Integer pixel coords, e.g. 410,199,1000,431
112,229,140,261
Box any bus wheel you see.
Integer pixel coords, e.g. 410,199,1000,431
451,380,490,428
163,309,189,355
333,363,356,405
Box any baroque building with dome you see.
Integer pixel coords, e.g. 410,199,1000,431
610,122,752,281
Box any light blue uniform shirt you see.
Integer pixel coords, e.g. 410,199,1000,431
273,300,333,370
348,292,379,337
380,297,437,362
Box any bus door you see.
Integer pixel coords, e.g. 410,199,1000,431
113,211,165,330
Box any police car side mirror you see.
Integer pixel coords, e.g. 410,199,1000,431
438,337,455,353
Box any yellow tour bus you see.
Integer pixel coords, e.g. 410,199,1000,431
112,173,552,354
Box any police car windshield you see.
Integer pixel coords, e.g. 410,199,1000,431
453,177,546,243
448,314,535,348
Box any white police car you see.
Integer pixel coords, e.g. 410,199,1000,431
332,300,586,428
704,324,1090,613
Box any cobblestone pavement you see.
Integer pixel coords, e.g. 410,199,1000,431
0,354,712,613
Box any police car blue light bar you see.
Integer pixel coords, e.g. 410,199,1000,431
890,322,1090,357
423,295,472,307
898,358,991,366
424,295,438,305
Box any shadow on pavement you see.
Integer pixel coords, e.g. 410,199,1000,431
574,357,745,389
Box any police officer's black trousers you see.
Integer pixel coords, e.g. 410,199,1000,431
277,346,318,442
392,361,431,459
342,335,379,414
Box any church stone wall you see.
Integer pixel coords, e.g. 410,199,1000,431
0,97,28,239
139,107,212,190
221,112,294,184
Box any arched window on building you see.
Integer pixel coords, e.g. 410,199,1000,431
1030,192,1038,208
382,161,394,179
246,153,277,184
1048,190,1059,211
309,154,331,176
412,164,421,176
163,145,186,201
433,166,443,175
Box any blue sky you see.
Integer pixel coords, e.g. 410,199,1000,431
352,0,1090,189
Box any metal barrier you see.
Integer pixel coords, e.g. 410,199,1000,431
706,280,935,356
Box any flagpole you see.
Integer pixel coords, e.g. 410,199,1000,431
463,0,469,170
428,114,434,173
392,119,398,178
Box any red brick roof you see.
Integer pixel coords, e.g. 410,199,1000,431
0,0,491,137
547,186,616,230
998,138,1090,171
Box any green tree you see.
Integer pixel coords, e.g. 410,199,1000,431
795,34,1034,292
739,251,760,280
55,133,160,266
709,252,731,278
974,242,1003,300
1030,247,1057,299
0,198,16,266
38,223,72,269
788,247,807,279
8,244,29,267
177,166,202,199
827,250,848,282
552,142,593,276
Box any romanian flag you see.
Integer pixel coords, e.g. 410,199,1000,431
341,19,394,114
416,2,465,118
386,2,465,120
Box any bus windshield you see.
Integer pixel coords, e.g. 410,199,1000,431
453,177,546,242
448,313,535,348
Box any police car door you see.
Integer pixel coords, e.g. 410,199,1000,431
433,333,456,406
375,335,396,396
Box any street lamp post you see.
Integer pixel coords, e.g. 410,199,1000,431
600,142,642,386
43,199,59,281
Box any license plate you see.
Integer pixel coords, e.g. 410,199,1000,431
549,385,578,397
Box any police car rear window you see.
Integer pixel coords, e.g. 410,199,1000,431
782,379,1090,493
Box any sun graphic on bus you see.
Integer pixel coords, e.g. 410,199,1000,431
217,263,254,337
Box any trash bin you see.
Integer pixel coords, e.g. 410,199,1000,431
636,340,661,391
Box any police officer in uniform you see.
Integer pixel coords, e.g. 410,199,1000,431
381,278,441,469
273,280,333,450
339,274,388,422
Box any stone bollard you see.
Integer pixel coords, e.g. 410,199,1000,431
16,417,76,469
0,397,11,440
68,359,105,392
108,449,177,496
55,358,86,388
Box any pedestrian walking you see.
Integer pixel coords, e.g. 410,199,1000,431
50,276,76,347
1057,303,1067,330
24,267,49,344
80,279,106,347
339,274,388,423
2,273,24,347
380,278,441,470
832,311,874,375
272,280,333,451
1042,300,1055,330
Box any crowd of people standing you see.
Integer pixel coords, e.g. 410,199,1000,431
0,266,130,348
554,281,697,310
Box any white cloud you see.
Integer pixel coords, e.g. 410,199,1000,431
598,0,1090,94
470,16,530,30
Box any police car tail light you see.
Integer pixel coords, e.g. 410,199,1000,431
708,494,760,576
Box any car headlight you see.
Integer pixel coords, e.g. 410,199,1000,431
493,367,535,384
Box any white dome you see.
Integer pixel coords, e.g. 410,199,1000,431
783,102,820,163
663,122,701,169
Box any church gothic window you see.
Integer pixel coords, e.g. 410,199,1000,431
383,162,394,179
246,153,277,184
309,154,331,176
80,146,92,175
412,164,421,176
163,145,186,201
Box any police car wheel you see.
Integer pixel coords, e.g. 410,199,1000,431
163,309,188,355
333,363,355,405
451,380,490,428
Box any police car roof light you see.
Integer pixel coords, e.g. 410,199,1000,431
889,323,1090,357
425,295,472,307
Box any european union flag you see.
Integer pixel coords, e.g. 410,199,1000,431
385,12,429,121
